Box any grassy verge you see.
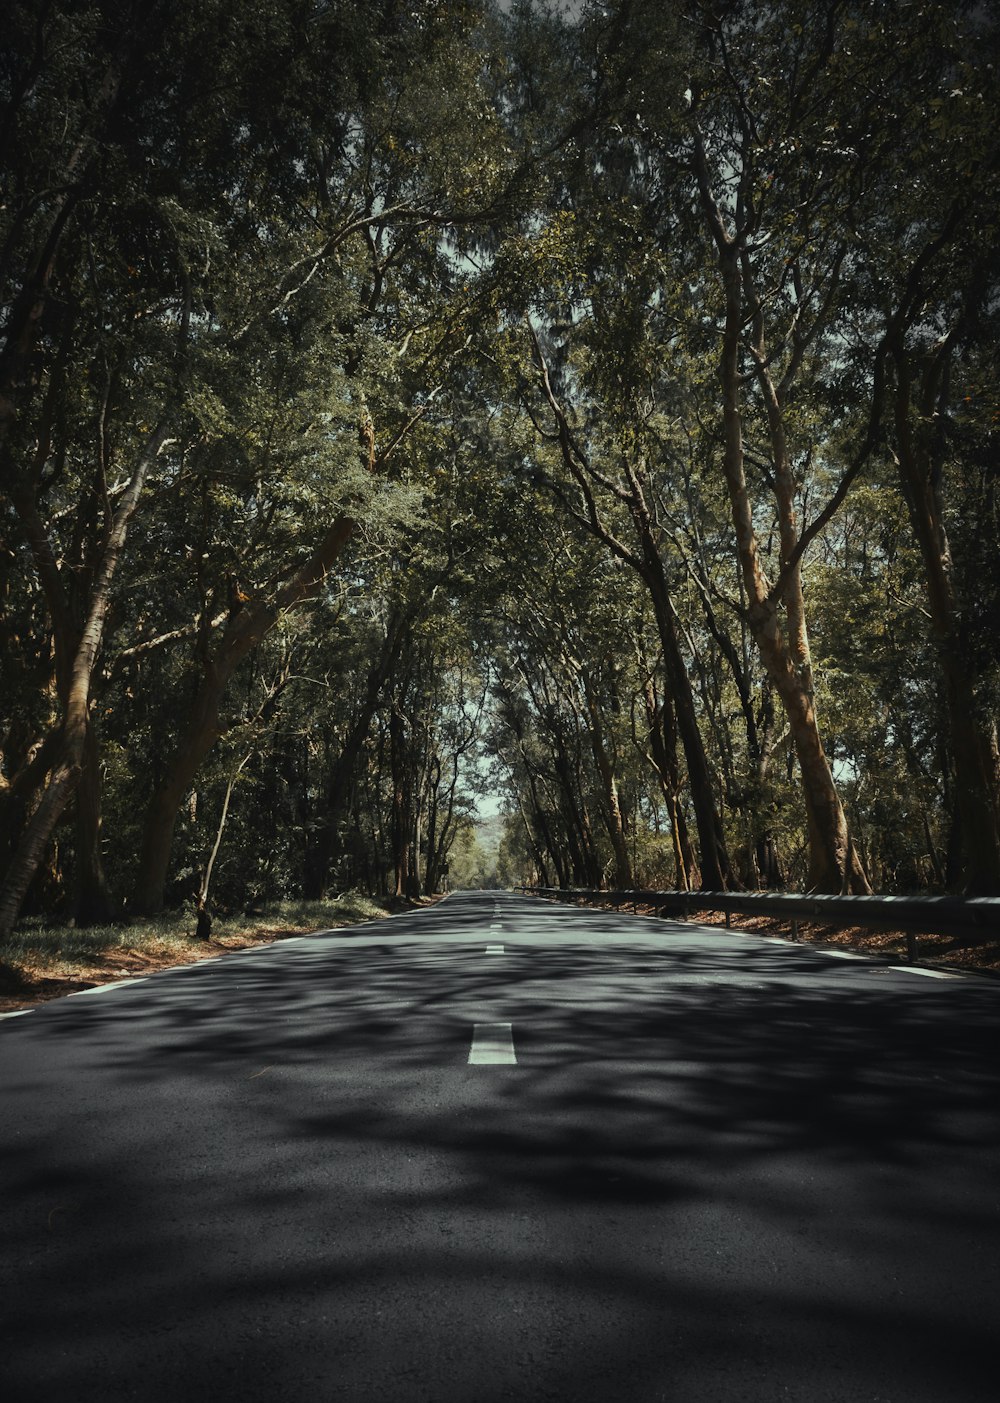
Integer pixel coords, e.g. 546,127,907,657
0,893,438,1013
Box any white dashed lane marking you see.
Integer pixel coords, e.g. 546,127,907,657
469,1022,517,1065
485,944,504,955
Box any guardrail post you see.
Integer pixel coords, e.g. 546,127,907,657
725,909,731,929
906,930,917,963
791,918,798,941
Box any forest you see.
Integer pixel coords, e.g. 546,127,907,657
1,0,999,942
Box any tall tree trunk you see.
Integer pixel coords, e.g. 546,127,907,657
714,238,868,893
131,516,356,914
423,756,441,895
389,704,411,899
408,781,423,899
689,115,869,894
195,751,252,937
522,762,567,888
530,321,735,891
549,732,596,884
643,553,734,890
642,672,692,891
0,730,61,865
74,717,114,925
581,671,632,889
0,422,171,938
513,787,551,888
892,348,1000,893
307,709,382,900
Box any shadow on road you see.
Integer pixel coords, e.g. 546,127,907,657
2,894,998,1401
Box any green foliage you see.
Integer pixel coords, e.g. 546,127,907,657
3,0,999,925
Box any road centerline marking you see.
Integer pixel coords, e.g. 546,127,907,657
469,1021,516,1065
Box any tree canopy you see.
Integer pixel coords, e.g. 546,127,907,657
2,0,999,936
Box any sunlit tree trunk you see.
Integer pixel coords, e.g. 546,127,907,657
688,100,870,892
715,244,867,892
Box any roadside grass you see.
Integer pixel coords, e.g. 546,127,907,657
0,892,415,1011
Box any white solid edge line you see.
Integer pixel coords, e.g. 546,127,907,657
0,1009,33,1019
887,965,961,979
67,978,149,996
469,1021,517,1065
823,950,869,961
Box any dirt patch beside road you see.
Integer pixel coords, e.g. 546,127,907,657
0,893,444,1013
563,895,1000,976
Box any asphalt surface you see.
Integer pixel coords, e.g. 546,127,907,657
2,890,998,1402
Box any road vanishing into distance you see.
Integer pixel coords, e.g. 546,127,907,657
2,890,998,1402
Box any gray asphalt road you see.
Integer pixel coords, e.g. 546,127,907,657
2,890,998,1402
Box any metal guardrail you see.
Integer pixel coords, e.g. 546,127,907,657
517,886,1000,964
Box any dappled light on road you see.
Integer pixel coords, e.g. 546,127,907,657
2,894,997,1401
